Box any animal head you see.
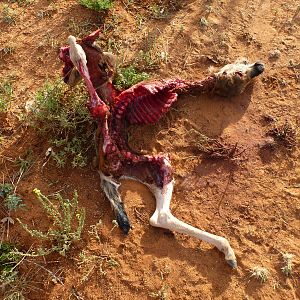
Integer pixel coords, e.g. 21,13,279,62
59,30,116,91
213,58,264,97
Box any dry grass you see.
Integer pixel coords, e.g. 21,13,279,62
249,266,270,283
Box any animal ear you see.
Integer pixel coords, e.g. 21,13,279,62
98,52,117,83
103,52,117,73
67,68,81,86
91,41,104,53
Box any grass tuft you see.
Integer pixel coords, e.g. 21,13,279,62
250,266,270,283
281,252,294,276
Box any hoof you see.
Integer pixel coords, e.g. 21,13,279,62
226,259,237,269
116,211,131,234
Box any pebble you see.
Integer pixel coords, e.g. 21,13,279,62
268,49,281,59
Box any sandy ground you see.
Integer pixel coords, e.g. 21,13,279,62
0,0,300,299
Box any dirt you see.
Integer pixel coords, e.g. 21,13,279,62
1,0,300,299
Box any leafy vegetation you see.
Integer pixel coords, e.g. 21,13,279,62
18,188,85,256
30,80,93,168
0,183,25,211
0,243,24,300
114,66,150,90
79,0,114,11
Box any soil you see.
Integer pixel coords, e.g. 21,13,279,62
1,0,300,299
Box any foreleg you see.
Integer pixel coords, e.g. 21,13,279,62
99,171,131,234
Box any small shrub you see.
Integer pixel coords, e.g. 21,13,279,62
0,243,25,300
0,183,13,198
30,80,93,168
3,194,25,211
18,188,85,256
0,183,25,211
281,252,294,276
250,266,270,283
114,66,150,90
79,0,113,10
2,5,17,25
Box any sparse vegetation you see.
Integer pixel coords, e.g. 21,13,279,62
250,266,270,283
149,4,169,19
281,252,294,276
30,80,93,168
0,79,14,112
135,49,163,71
79,0,114,10
267,121,296,151
8,0,34,5
0,243,25,300
67,18,97,38
2,5,17,25
149,284,169,300
114,66,150,90
18,189,85,256
188,128,245,161
0,44,15,58
77,250,119,282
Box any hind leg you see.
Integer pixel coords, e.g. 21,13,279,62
148,180,237,268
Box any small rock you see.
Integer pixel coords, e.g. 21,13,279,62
268,49,281,59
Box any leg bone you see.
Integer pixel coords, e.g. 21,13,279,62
148,181,237,268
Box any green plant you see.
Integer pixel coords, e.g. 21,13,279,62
134,50,163,71
0,183,13,198
0,183,25,211
30,80,93,168
250,266,270,283
281,252,294,276
77,250,119,282
3,194,25,211
18,188,85,256
0,79,13,112
79,0,114,10
114,66,150,89
2,5,17,25
0,243,25,300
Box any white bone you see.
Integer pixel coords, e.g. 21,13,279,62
67,35,88,71
146,180,237,266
